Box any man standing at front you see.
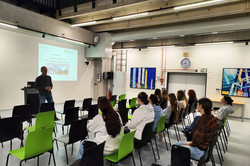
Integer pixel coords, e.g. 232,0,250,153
35,66,54,106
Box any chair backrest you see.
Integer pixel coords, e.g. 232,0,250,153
98,96,106,104
130,98,137,108
65,107,79,125
118,99,127,111
35,111,55,130
110,101,115,107
178,108,184,123
171,144,190,166
141,121,154,144
119,94,126,101
63,100,75,114
157,115,167,133
12,104,31,123
24,127,53,159
40,102,55,113
117,130,136,160
165,111,175,127
82,98,92,111
88,104,98,120
0,117,23,142
118,108,129,126
198,133,219,165
80,141,105,166
68,119,88,144
110,95,117,102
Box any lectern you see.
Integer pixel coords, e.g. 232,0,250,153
21,82,39,115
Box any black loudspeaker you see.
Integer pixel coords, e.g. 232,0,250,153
103,72,113,80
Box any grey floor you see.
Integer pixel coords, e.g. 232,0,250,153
1,101,250,166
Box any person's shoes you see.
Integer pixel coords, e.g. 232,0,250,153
158,133,163,141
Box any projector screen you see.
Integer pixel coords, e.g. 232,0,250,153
39,43,78,81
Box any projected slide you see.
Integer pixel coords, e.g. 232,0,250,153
222,68,250,97
39,44,78,81
130,67,156,90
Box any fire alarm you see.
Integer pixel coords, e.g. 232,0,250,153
93,36,99,44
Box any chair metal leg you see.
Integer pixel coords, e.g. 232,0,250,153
176,124,181,140
222,128,228,144
71,143,74,155
64,144,69,164
52,151,56,166
48,153,51,165
162,131,169,151
153,136,160,159
173,125,179,142
150,141,157,163
166,128,172,146
219,133,226,153
37,156,39,166
10,140,12,151
62,125,64,135
215,144,223,166
1,142,3,147
55,140,59,150
131,153,136,166
6,153,11,166
217,140,224,162
19,160,23,166
138,148,143,166
211,154,216,166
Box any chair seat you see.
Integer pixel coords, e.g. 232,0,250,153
104,153,119,162
126,105,131,109
55,134,69,144
9,147,25,160
24,126,35,132
128,115,133,120
56,110,64,114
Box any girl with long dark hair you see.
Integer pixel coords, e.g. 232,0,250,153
77,97,123,159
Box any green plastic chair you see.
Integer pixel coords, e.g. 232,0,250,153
110,101,115,107
104,130,136,166
24,111,55,132
153,115,168,159
127,98,137,109
117,94,126,104
6,127,55,166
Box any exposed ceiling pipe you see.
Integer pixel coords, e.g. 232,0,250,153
112,16,250,42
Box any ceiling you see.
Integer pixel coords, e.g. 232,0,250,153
4,0,250,47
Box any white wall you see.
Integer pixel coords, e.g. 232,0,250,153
125,43,250,118
0,28,94,110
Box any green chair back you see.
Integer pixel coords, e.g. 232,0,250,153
130,98,137,108
223,113,229,127
119,94,126,101
36,111,55,130
104,130,136,162
157,115,167,134
24,127,53,159
117,130,136,160
110,101,115,107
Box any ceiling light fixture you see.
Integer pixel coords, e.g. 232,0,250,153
57,37,85,45
0,22,18,29
174,0,225,10
71,21,97,27
195,41,233,46
113,12,149,21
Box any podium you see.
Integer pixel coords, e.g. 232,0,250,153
21,87,39,115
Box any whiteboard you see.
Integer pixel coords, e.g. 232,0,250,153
167,73,207,99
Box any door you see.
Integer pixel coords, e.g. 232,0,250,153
167,73,207,99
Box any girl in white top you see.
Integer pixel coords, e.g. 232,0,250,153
177,90,188,111
77,97,123,159
212,95,234,122
126,92,154,140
